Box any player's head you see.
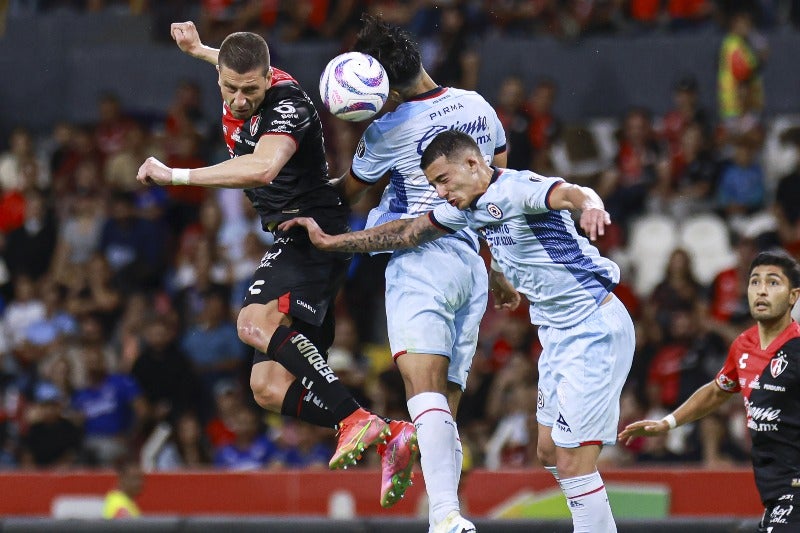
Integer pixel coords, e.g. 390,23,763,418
217,32,272,120
747,250,800,323
353,14,422,96
421,130,488,210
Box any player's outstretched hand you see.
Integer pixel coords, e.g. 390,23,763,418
617,419,670,445
171,21,202,55
278,217,334,250
136,157,172,186
489,269,521,311
579,207,611,241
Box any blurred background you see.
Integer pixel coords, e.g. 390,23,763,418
0,0,798,528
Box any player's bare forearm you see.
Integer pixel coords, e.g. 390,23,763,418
280,214,445,252
550,182,610,240
672,381,733,426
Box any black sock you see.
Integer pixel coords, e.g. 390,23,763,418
281,379,338,429
267,325,360,422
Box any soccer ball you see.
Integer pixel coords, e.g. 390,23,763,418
319,52,389,122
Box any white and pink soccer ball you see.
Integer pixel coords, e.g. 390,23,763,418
319,52,389,122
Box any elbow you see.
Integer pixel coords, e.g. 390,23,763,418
252,168,276,187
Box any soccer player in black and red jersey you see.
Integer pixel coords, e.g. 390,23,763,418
620,250,800,532
136,23,401,475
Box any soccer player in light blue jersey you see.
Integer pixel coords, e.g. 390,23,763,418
283,130,636,533
333,15,510,531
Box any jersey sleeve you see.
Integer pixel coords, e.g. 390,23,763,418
490,106,508,155
517,174,565,214
714,341,742,393
350,125,392,184
430,202,468,233
258,90,314,145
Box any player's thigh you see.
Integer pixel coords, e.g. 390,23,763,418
396,352,451,397
539,297,634,449
385,239,484,388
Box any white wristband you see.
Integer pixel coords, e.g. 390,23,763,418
171,168,190,185
490,258,502,272
662,414,677,429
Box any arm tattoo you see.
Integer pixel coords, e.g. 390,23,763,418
329,216,443,253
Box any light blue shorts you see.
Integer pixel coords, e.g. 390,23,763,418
536,295,634,448
385,236,487,390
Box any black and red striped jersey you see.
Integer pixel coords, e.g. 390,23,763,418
221,67,344,228
715,321,800,503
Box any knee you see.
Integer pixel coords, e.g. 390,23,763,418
237,309,274,351
249,371,283,412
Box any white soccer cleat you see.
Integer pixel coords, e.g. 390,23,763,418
432,511,476,533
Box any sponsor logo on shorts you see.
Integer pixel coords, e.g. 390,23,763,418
295,299,317,314
259,248,282,268
556,413,571,433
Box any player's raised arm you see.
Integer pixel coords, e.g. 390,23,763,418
618,381,733,445
171,21,219,65
279,213,447,253
546,182,611,241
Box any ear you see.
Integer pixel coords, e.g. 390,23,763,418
790,287,800,307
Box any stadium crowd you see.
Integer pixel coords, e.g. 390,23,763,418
0,0,799,478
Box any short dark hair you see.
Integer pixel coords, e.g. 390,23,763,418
420,130,481,171
750,250,800,288
218,32,270,75
353,14,421,90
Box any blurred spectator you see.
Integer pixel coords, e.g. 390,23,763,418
131,316,199,423
273,419,332,469
660,75,710,162
708,233,758,326
494,76,533,171
71,345,147,465
50,192,105,284
484,379,537,469
213,407,278,470
205,378,244,448
50,125,102,198
716,134,766,217
63,255,123,333
649,248,704,329
99,191,166,292
20,381,82,469
773,127,800,255
717,6,767,122
598,107,666,225
154,411,213,470
94,93,137,161
527,78,561,174
22,279,78,356
0,127,49,193
172,237,232,328
4,189,57,282
2,274,45,352
102,458,143,519
105,122,164,193
0,182,26,234
424,4,480,90
666,121,719,218
667,0,714,32
180,290,246,396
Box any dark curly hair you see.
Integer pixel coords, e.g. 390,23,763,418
353,14,422,91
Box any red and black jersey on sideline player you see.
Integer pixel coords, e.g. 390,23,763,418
221,67,344,229
715,321,800,505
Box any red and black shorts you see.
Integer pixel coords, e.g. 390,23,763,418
244,213,351,354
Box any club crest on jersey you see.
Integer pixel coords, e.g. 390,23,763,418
771,352,788,378
487,203,503,219
250,115,261,137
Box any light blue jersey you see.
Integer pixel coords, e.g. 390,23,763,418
430,168,621,329
352,86,507,252
350,86,506,387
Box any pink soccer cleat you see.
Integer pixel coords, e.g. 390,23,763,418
378,420,419,508
329,408,390,470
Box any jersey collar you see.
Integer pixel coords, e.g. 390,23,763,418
408,86,447,101
469,167,502,210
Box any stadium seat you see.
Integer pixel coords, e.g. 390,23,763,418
51,495,105,519
626,214,679,296
678,213,737,285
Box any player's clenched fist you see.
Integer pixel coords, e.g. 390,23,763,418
171,21,201,55
137,157,172,186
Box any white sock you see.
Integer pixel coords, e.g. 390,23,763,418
454,422,463,487
559,471,616,533
408,392,459,525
